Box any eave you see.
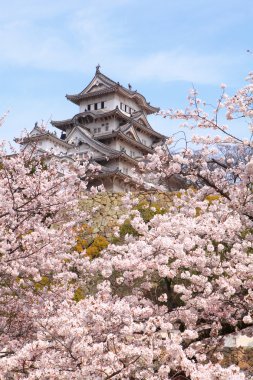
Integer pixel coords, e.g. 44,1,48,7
51,119,75,131
87,168,144,189
51,108,128,131
52,108,165,142
16,132,73,148
66,70,159,115
95,151,139,166
66,87,115,105
95,131,154,153
132,120,166,140
97,71,160,114
65,125,120,156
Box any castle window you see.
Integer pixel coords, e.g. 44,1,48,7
94,103,98,110
120,104,131,114
87,104,91,111
101,101,105,109
97,127,101,133
94,128,97,133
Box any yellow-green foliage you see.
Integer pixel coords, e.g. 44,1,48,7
73,223,109,259
118,201,166,239
73,223,93,253
136,201,166,222
86,236,109,258
73,287,85,302
195,195,221,217
34,276,52,292
119,219,140,238
175,191,182,198
205,194,221,204
72,224,109,302
241,227,253,239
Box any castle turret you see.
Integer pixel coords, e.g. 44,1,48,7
22,67,167,192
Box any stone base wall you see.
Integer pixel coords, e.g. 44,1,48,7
81,191,173,239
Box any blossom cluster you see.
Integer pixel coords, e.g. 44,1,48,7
1,74,253,379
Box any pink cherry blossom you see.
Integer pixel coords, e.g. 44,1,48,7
1,73,253,379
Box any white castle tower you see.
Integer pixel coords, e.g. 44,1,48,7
21,66,171,192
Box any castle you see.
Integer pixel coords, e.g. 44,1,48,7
21,66,170,192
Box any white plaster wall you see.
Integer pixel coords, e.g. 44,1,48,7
79,94,114,113
118,161,134,175
100,159,135,176
67,146,101,159
107,94,120,110
224,334,253,348
37,140,68,155
109,119,118,131
67,143,90,157
114,140,142,158
90,120,117,135
98,160,135,176
111,94,140,116
77,143,90,152
67,129,92,145
79,93,142,115
135,130,154,147
89,120,103,133
112,180,125,192
111,177,136,192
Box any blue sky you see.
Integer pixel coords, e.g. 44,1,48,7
1,0,253,143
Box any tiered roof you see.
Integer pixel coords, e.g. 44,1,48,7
16,127,73,149
52,108,165,141
65,66,159,115
30,67,169,191
95,131,154,154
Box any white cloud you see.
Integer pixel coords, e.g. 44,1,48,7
0,0,248,86
0,1,130,72
125,50,239,84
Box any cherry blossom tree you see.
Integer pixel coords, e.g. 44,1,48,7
0,144,90,377
1,73,253,379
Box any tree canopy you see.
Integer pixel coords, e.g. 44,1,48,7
0,75,253,379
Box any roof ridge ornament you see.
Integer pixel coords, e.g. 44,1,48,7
96,64,101,74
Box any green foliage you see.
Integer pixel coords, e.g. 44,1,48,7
119,219,140,238
33,276,52,292
73,287,85,302
136,200,166,222
205,194,221,204
116,200,167,241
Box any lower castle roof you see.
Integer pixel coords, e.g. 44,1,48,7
95,131,154,153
